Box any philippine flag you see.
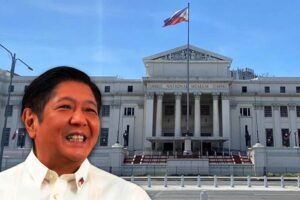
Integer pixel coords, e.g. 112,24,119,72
163,7,189,27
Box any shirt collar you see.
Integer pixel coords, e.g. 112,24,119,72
25,150,49,188
24,150,90,191
74,159,90,191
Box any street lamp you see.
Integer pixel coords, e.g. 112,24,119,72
0,43,33,171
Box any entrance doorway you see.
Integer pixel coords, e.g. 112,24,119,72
202,142,211,155
163,142,173,154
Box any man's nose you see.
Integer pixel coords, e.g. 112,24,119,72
70,109,88,126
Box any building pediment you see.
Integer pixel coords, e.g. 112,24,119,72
143,45,232,79
143,45,232,63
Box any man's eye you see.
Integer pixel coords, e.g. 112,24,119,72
85,108,97,113
58,105,71,110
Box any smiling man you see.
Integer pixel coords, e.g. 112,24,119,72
0,66,151,200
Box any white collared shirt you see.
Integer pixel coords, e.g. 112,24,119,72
0,151,151,200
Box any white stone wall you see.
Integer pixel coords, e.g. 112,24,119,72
146,62,230,78
1,74,300,154
167,159,209,175
250,146,300,175
231,79,300,95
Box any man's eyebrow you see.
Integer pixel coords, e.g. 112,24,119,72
85,100,98,108
57,97,97,107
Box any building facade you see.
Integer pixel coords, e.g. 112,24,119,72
1,45,300,161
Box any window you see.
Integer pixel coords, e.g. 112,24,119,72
24,85,29,92
164,105,174,115
17,128,27,148
201,132,212,137
123,125,129,147
182,105,192,115
264,106,272,117
2,128,10,146
5,105,13,117
245,125,251,147
264,86,270,93
99,128,109,146
297,106,300,117
281,129,290,147
265,129,274,147
104,86,110,93
280,86,286,93
9,85,14,92
242,86,247,93
127,86,133,92
280,106,288,117
296,86,300,93
200,105,210,116
101,105,110,117
298,129,300,147
124,107,135,116
163,132,174,136
240,107,251,117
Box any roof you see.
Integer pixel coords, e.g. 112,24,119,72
143,44,232,63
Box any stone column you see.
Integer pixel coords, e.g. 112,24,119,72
288,104,297,146
194,93,201,137
256,105,264,145
144,93,154,151
155,93,163,137
213,93,219,137
222,94,230,148
252,104,258,146
273,104,281,148
175,93,182,137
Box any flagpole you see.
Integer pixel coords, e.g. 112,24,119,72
163,5,191,154
186,2,190,137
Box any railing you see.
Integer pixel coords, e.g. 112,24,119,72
99,165,300,177
99,165,255,176
124,152,252,165
128,175,300,189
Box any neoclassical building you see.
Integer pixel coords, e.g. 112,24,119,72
1,45,300,165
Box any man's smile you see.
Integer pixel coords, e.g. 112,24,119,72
65,134,87,142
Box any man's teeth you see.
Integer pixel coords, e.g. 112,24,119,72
66,135,86,142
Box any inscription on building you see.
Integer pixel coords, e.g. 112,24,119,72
147,83,228,90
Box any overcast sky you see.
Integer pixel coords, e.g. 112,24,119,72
0,0,299,78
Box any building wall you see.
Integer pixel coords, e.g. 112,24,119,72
230,80,300,152
146,61,230,78
1,73,300,153
1,45,300,158
250,146,300,176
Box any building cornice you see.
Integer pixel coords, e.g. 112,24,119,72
143,77,233,83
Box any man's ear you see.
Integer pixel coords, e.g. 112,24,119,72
22,108,39,139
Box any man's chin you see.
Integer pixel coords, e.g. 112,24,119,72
63,151,88,163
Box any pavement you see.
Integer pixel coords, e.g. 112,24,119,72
125,176,300,191
124,176,300,199
142,185,300,191
146,191,300,200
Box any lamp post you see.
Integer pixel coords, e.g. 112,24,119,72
0,43,33,171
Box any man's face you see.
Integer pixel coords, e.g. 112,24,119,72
30,81,100,169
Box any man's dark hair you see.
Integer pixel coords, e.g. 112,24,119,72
22,66,101,121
